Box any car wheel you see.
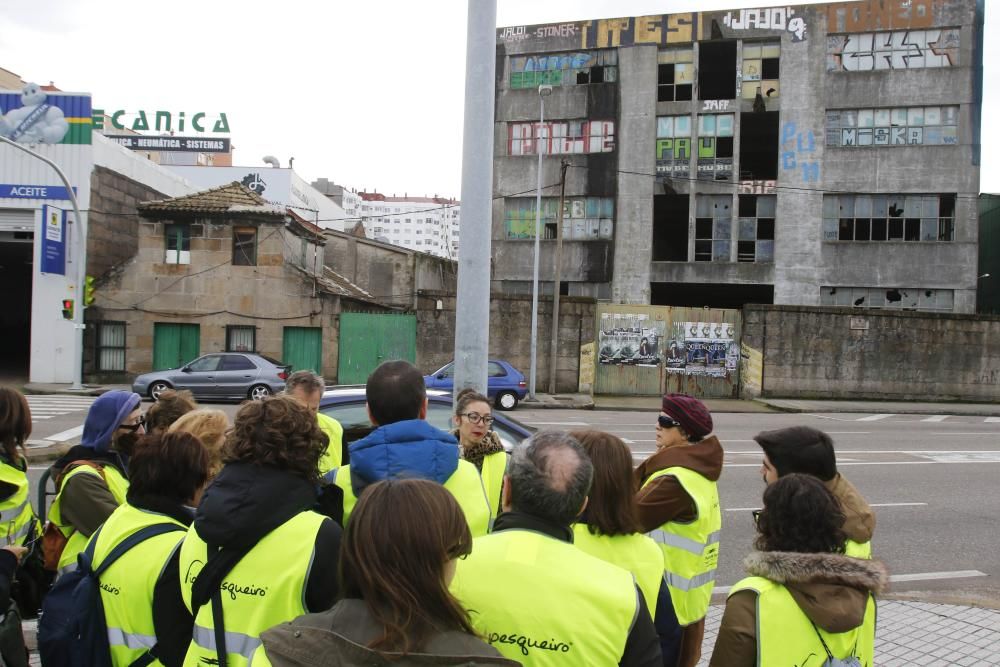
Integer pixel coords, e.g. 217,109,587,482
149,381,171,401
496,391,519,411
249,384,272,401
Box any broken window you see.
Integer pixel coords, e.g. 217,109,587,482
695,195,732,262
652,195,689,261
509,50,618,89
737,195,776,262
657,48,694,102
826,106,959,147
655,115,692,180
503,197,613,240
739,111,779,180
232,227,257,266
820,286,954,312
822,194,957,242
697,114,735,181
698,41,737,101
164,223,191,264
741,42,780,100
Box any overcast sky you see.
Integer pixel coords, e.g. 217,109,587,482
1,0,997,196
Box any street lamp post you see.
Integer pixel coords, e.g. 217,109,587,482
528,84,552,401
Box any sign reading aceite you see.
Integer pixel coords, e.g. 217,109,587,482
0,183,76,200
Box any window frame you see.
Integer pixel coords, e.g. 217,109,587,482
225,325,257,353
164,223,191,265
232,226,258,266
95,321,127,372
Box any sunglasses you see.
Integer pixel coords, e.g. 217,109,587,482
118,416,146,432
752,509,763,525
657,415,682,429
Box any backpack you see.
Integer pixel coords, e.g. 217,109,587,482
36,522,185,667
41,460,107,572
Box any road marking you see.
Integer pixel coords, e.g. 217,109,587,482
857,414,895,421
917,452,1000,463
27,415,52,420
922,415,950,422
45,425,84,442
725,502,927,512
825,431,872,435
711,570,987,596
523,421,590,426
986,417,1000,423
931,432,1000,436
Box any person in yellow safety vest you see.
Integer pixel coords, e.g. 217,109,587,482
451,389,507,524
754,426,876,559
178,396,342,667
635,393,723,667
450,431,663,666
254,478,518,667
47,390,144,577
284,370,344,475
710,474,886,667
89,431,211,667
325,361,491,537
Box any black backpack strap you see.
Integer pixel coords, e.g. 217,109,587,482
127,652,158,667
91,523,186,579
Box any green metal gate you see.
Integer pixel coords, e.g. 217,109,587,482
593,304,741,398
152,323,200,370
283,327,323,374
338,312,417,384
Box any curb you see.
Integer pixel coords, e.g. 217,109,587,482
520,400,596,410
22,385,110,397
755,400,1000,418
25,444,67,464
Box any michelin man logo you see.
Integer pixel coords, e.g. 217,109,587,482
0,83,70,144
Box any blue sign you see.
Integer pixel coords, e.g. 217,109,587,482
0,183,76,200
40,205,66,275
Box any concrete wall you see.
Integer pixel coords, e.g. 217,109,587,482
416,291,597,393
742,304,1000,401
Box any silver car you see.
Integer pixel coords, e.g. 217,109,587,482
131,353,291,402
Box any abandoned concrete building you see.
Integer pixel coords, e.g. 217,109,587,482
492,0,983,313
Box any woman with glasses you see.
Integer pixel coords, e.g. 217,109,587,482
46,390,145,577
254,479,517,666
634,393,723,667
452,389,507,523
710,474,885,667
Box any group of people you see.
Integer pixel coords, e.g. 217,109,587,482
0,359,886,666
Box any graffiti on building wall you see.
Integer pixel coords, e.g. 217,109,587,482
722,7,808,42
827,29,960,72
781,121,820,183
739,180,777,195
826,0,943,33
702,100,731,111
508,121,615,156
599,313,665,366
740,342,764,397
666,321,738,378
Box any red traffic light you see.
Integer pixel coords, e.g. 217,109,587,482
61,299,74,320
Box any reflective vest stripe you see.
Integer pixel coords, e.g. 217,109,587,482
192,624,262,660
57,562,77,578
648,529,721,555
4,519,32,543
107,626,156,650
665,570,716,591
0,499,27,524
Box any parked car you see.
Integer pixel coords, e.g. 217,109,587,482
319,387,534,464
423,359,527,410
131,353,291,402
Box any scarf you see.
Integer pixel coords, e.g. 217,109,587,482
452,428,505,471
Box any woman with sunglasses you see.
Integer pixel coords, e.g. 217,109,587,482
255,479,517,666
634,393,723,667
452,389,507,522
47,390,145,577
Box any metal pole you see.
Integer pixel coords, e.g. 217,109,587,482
0,136,87,389
528,87,548,400
548,160,568,395
453,0,496,398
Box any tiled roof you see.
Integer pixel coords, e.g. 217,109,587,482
320,266,378,302
139,182,285,216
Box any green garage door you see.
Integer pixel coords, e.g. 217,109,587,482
152,323,200,370
283,326,323,374
338,313,416,384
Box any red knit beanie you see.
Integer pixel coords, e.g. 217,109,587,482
661,393,713,440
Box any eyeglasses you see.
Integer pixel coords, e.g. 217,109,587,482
118,416,146,432
657,415,681,429
751,509,763,525
460,412,494,426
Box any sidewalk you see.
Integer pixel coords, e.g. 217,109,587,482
697,599,1000,666
759,397,1000,417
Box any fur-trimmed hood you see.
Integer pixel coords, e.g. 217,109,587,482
744,551,888,633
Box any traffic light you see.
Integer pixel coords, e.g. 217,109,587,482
61,299,74,320
84,276,95,306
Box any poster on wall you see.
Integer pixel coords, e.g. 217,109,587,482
598,313,664,365
40,205,66,275
666,321,738,377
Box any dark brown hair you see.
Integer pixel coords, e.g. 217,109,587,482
0,387,30,464
145,389,197,434
755,473,847,554
366,360,426,425
340,479,475,654
455,388,490,416
221,396,326,484
570,430,640,536
128,431,210,504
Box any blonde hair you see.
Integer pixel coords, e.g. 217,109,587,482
168,408,229,476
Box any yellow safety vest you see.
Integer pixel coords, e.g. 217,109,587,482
845,538,873,559
451,528,639,666
729,576,877,667
331,461,492,537
572,524,663,619
316,413,343,475
49,462,130,574
641,466,720,625
178,510,327,667
479,451,508,524
89,503,187,667
0,458,41,547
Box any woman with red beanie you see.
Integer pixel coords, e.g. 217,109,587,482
635,393,723,667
